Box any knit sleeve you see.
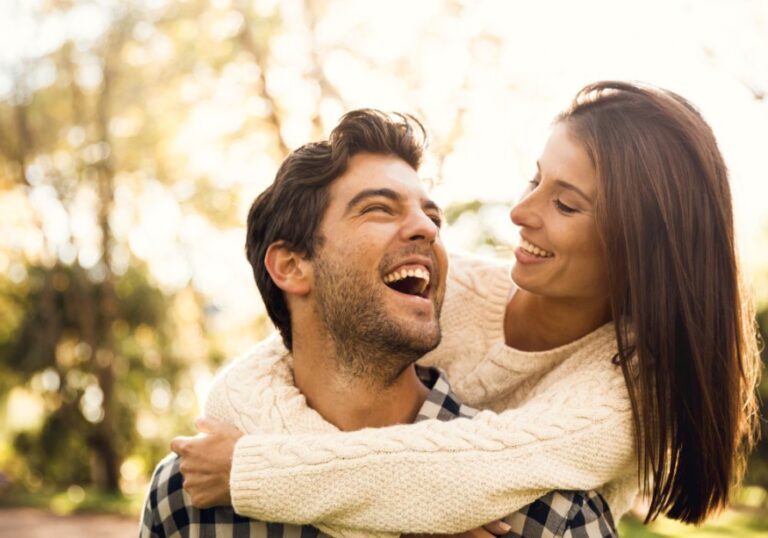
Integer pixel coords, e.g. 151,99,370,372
204,375,236,426
228,374,636,534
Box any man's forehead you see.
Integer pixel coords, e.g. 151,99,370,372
331,153,433,205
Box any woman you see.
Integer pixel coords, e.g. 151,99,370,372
177,81,761,534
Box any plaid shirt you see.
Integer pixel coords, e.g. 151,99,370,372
140,366,617,538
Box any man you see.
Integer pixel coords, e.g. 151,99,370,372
140,109,617,538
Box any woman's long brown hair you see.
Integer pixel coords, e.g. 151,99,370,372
558,81,761,524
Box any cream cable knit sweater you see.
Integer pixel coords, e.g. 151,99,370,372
204,254,639,536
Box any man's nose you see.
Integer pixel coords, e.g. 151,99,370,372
403,209,439,243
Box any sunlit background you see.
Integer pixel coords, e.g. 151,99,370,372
0,0,766,536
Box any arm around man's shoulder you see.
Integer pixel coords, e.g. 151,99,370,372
203,332,290,430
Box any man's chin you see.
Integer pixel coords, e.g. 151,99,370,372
420,334,442,354
398,325,442,355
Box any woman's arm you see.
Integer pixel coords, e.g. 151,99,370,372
228,379,635,534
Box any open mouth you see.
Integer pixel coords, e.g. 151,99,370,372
520,238,554,258
382,266,431,298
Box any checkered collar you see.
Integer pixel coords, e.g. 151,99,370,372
414,365,478,422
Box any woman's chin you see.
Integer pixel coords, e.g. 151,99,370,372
510,267,544,294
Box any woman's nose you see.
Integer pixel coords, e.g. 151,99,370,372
510,193,542,229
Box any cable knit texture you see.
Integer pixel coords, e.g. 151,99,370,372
204,253,639,537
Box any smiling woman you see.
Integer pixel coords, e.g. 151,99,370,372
509,122,610,317
172,83,761,537
557,83,762,523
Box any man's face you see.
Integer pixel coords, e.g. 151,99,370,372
309,152,448,380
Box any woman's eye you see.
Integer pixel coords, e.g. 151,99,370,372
555,199,578,214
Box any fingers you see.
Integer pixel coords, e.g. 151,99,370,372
195,416,243,436
181,473,230,509
173,418,229,454
170,435,195,455
471,529,499,538
482,520,512,536
181,476,213,508
194,417,216,434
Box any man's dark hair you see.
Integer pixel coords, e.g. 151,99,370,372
245,109,427,350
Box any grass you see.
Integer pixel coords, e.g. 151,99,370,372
619,510,768,538
0,487,144,517
619,486,768,537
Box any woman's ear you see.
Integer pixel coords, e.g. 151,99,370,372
264,242,311,296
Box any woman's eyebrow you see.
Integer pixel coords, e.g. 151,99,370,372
536,161,593,204
554,180,593,204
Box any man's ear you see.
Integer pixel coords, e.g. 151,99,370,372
264,242,311,296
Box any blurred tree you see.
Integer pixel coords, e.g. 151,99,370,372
0,263,170,490
0,6,135,489
0,0,284,492
746,307,768,489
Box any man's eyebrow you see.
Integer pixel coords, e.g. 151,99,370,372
423,199,442,215
535,161,593,204
344,188,403,214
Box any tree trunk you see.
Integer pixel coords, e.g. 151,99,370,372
84,25,127,493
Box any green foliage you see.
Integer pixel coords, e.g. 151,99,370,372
0,261,187,491
444,200,487,225
0,0,259,494
745,309,768,488
12,410,93,487
619,508,768,537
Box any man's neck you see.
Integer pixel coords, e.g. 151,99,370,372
290,338,430,432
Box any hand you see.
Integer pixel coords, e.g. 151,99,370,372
170,417,244,508
404,520,512,538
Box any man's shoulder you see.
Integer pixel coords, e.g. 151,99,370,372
140,453,186,537
203,333,291,425
147,453,182,505
211,333,290,385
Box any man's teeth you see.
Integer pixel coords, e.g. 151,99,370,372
520,239,554,258
383,267,431,285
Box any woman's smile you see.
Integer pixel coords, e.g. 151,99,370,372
517,237,555,259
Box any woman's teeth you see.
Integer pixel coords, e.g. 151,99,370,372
520,239,554,258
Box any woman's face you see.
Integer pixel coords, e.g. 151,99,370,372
510,122,610,303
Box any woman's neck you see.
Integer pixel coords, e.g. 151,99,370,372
504,288,611,351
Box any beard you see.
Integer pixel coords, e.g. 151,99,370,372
312,251,442,386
